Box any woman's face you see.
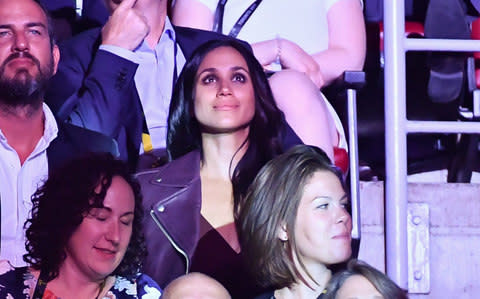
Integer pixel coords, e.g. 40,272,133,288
335,275,383,299
292,171,352,269
64,176,135,281
193,46,256,134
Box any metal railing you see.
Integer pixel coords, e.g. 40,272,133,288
383,0,480,290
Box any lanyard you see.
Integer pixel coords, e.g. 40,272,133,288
212,0,263,38
32,271,49,299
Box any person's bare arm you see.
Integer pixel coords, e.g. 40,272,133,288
252,38,324,87
172,0,214,30
253,0,365,88
313,0,366,85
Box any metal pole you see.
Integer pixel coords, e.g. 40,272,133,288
76,0,83,17
384,0,409,289
405,38,480,52
407,120,480,133
347,88,361,240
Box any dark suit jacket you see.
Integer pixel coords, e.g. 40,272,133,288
46,26,253,169
47,121,119,173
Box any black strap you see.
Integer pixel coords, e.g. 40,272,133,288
32,271,49,299
212,0,263,38
213,0,227,33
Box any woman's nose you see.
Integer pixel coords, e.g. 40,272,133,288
105,222,120,245
217,80,232,96
336,207,351,224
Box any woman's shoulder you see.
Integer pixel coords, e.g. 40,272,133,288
0,261,35,299
135,150,201,182
136,150,202,210
110,274,162,299
135,274,163,298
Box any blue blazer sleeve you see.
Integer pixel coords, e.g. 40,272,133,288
46,28,139,138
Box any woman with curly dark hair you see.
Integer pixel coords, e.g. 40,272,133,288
138,38,300,298
0,153,162,299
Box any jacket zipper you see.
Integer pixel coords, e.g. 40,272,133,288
149,209,190,274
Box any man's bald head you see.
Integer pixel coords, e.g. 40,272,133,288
162,273,232,299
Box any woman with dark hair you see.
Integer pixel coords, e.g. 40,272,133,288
324,259,408,299
0,153,161,299
172,0,366,161
138,38,292,298
239,145,352,299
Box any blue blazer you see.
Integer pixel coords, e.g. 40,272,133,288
47,121,119,172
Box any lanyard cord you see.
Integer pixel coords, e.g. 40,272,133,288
212,0,264,38
31,271,49,299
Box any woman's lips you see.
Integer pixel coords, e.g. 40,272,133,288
213,101,239,110
332,232,351,240
94,247,117,258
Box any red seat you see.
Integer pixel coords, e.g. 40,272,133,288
334,146,349,174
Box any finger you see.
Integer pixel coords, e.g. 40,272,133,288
117,0,137,11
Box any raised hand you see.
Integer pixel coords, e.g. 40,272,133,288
278,38,325,88
101,0,150,51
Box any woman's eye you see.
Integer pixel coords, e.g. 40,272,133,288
95,216,107,222
120,216,134,226
316,203,328,210
202,75,217,84
121,220,133,226
232,73,246,82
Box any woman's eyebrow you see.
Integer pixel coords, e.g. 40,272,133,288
121,211,135,217
197,67,217,75
311,195,331,202
231,66,248,72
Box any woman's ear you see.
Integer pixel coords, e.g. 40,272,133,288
277,223,288,241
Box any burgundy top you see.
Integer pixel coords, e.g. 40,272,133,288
190,216,263,299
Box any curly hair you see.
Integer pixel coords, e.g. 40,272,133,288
167,39,285,219
239,145,348,289
23,153,146,281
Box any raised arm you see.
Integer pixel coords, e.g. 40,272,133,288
46,0,149,137
172,0,214,30
313,0,366,85
251,0,365,88
171,0,366,88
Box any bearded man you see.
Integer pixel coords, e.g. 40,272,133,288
0,0,117,266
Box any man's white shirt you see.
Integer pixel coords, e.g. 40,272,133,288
0,103,58,266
